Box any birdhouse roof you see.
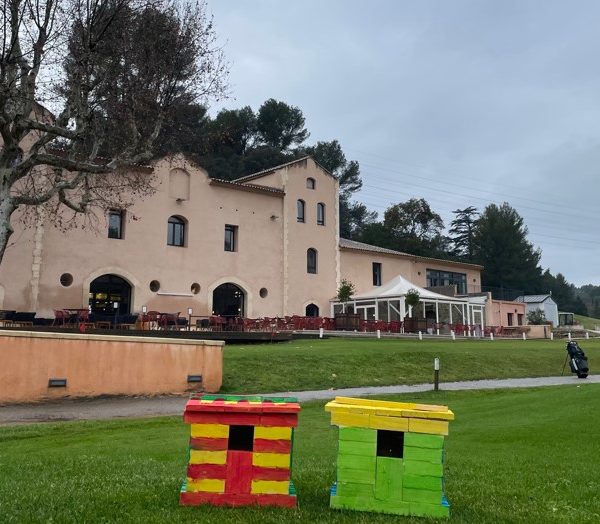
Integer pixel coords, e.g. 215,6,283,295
184,394,301,415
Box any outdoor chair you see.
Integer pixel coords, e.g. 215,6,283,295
0,310,16,327
12,311,36,327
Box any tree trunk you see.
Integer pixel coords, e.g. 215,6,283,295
0,190,16,264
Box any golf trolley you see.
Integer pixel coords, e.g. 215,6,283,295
562,341,589,379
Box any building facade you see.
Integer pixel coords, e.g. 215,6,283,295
0,156,482,321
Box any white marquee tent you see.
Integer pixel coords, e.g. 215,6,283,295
331,275,485,327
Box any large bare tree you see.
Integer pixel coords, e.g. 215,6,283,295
0,0,228,263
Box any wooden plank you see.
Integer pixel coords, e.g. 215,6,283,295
404,432,444,449
189,450,227,465
369,414,409,431
252,452,290,469
250,480,289,495
400,409,454,421
403,460,443,477
337,467,376,484
332,397,418,411
375,456,403,501
337,453,376,471
189,437,228,451
331,411,370,428
336,481,374,498
180,492,297,508
190,424,229,439
403,487,442,504
185,412,261,426
403,446,443,464
259,414,298,427
225,450,253,494
254,426,292,440
339,427,377,443
187,463,227,479
253,439,291,453
408,418,449,436
402,474,443,491
338,440,375,457
251,466,290,481
185,478,225,493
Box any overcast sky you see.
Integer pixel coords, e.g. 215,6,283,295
209,0,600,286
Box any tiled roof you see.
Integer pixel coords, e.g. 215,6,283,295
234,156,335,183
209,178,285,196
514,294,553,304
339,238,483,269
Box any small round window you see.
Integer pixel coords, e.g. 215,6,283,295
60,273,73,287
191,283,201,295
149,280,161,292
259,288,268,298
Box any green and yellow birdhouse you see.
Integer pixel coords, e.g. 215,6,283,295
325,396,454,518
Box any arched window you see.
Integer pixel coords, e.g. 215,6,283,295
307,248,317,274
167,215,186,247
297,199,305,223
306,177,316,189
306,303,319,317
317,203,325,225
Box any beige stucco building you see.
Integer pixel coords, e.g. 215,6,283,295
0,156,484,322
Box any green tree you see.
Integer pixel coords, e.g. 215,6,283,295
472,203,542,293
382,198,445,256
449,206,478,261
527,309,548,325
256,99,309,151
304,140,362,198
341,201,378,239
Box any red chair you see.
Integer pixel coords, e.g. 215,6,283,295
52,310,70,327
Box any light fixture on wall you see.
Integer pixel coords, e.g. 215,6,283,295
142,305,147,313
176,198,184,203
187,307,193,316
270,214,279,221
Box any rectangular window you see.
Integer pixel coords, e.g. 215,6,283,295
108,210,124,239
372,262,382,286
426,269,467,294
224,224,237,252
507,313,514,326
517,314,524,326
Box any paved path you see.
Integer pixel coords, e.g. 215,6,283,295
1,374,598,425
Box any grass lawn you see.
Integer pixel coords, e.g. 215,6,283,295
1,385,599,523
574,314,600,330
221,337,599,393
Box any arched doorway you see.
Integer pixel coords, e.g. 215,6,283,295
305,303,319,317
213,283,245,317
89,274,132,315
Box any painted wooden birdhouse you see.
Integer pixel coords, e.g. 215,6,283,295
325,396,454,518
179,394,300,508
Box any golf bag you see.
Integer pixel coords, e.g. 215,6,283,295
565,341,589,379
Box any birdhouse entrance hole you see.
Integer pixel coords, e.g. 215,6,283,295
228,425,254,451
376,430,404,458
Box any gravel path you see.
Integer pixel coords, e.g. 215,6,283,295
1,374,598,425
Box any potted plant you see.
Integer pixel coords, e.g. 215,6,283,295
335,279,359,330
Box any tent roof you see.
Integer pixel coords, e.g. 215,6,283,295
349,275,467,302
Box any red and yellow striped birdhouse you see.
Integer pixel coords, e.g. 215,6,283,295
179,394,300,508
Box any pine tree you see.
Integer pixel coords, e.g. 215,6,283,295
449,206,478,261
472,203,542,294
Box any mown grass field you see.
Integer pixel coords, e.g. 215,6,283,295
221,337,599,393
0,385,598,523
574,314,600,330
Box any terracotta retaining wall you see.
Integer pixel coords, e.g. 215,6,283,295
0,330,223,404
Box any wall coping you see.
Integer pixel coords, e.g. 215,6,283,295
0,330,225,347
